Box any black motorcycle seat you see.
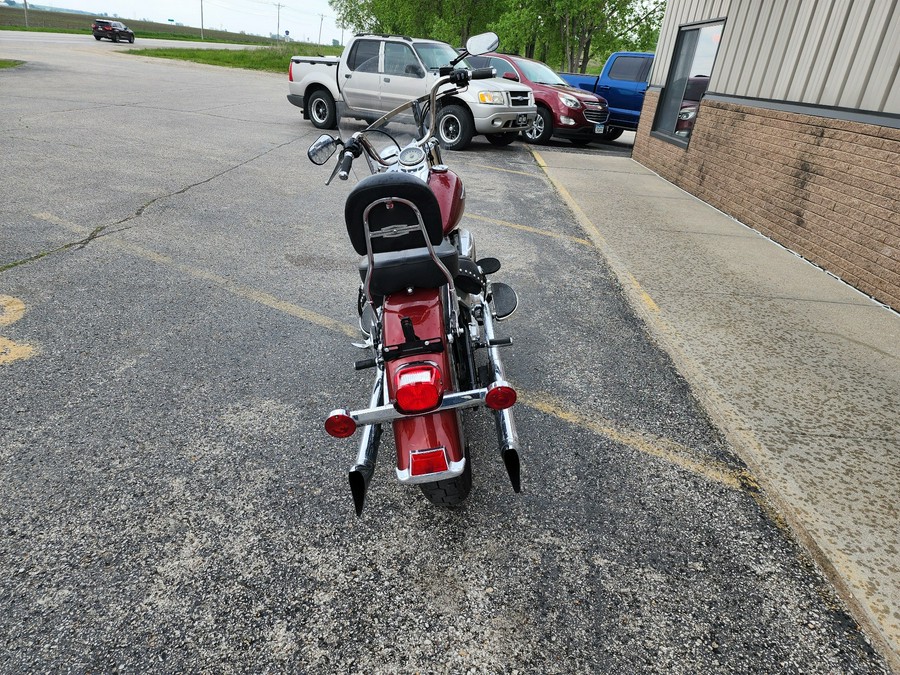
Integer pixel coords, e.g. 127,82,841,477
345,172,444,256
358,239,459,297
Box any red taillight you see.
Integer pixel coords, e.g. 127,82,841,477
485,382,517,410
394,363,442,413
288,61,294,82
410,448,450,476
325,410,356,438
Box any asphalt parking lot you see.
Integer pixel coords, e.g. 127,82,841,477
0,33,891,673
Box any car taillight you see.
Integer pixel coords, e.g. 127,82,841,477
485,381,517,410
394,363,442,413
288,61,293,81
325,409,356,438
410,448,450,476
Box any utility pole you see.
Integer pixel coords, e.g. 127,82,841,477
200,0,204,40
23,0,29,28
275,3,285,42
318,14,324,45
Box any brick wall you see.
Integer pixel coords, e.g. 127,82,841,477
633,90,900,310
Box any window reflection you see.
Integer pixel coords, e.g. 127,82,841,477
654,22,723,142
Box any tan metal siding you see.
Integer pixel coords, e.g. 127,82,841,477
758,0,803,100
862,1,900,112
716,0,759,94
842,0,896,110
819,0,870,106
771,1,817,100
653,0,900,114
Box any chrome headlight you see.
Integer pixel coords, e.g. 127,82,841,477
559,93,582,109
478,91,506,105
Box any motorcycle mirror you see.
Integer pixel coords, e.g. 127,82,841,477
465,32,499,56
308,134,340,165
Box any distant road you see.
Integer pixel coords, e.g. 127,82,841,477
1,29,261,49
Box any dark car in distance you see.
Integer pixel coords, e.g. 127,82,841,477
469,53,609,146
92,19,135,43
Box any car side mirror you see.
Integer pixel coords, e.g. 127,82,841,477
502,71,518,82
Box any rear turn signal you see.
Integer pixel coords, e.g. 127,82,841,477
410,448,450,476
394,363,443,413
485,381,517,410
325,409,356,438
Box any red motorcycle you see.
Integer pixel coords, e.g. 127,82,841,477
308,32,521,515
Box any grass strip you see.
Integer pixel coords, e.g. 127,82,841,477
127,44,341,74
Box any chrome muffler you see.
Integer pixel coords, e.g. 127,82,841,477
481,297,521,493
348,368,384,516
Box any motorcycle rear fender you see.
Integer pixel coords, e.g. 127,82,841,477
381,288,465,482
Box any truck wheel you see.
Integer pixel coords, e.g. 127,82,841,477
521,106,553,144
436,104,474,151
308,89,337,130
486,132,518,146
598,127,624,142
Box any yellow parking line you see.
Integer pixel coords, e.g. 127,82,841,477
466,213,592,247
31,211,737,489
0,295,26,327
531,150,660,314
0,295,37,365
522,391,755,492
31,213,360,339
469,163,536,177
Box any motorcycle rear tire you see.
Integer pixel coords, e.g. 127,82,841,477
419,448,472,506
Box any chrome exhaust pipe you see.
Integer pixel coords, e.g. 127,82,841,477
481,299,522,493
494,407,521,493
349,368,384,516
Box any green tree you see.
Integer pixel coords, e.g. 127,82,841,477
329,0,663,70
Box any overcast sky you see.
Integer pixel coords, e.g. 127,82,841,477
41,0,346,44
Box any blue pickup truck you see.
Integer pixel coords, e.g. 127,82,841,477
560,52,654,141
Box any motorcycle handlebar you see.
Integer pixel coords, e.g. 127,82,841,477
324,68,488,175
470,67,496,80
338,150,354,180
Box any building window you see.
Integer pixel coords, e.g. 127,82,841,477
653,21,723,144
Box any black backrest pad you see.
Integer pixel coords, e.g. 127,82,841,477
344,172,444,256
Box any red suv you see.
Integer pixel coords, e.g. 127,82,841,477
469,53,609,146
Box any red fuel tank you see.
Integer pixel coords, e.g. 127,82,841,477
428,169,465,236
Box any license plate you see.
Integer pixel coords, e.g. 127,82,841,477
516,114,527,126
594,124,605,134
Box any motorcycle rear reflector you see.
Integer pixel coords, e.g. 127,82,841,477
485,382,517,410
325,409,357,438
394,363,443,413
410,448,450,476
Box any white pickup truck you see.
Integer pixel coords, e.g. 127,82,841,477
288,34,536,150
